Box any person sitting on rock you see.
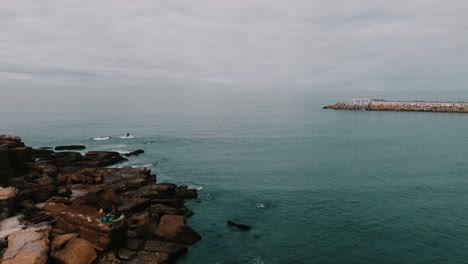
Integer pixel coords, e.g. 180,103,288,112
99,208,105,222
112,204,119,218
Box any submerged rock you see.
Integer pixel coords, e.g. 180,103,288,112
227,220,252,231
55,145,86,151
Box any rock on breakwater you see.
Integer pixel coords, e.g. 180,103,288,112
323,99,468,113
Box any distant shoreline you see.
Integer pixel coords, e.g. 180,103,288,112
323,99,468,113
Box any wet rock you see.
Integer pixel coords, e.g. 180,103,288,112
55,145,86,151
153,215,201,245
175,186,198,199
55,151,83,167
84,151,127,167
1,224,51,264
51,237,97,264
227,220,252,231
124,149,145,157
31,149,54,160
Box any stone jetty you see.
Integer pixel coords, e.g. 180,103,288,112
0,134,200,264
323,99,468,113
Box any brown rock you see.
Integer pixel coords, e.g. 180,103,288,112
43,202,68,217
122,239,145,250
101,189,120,205
0,187,18,216
1,225,51,264
126,251,171,264
133,213,157,239
151,198,184,208
36,176,55,186
144,240,188,256
153,215,201,245
117,248,136,260
84,151,127,167
51,237,97,264
150,204,193,217
50,233,78,251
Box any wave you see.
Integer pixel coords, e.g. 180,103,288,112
93,136,109,141
131,164,153,168
188,185,203,191
256,203,266,208
119,135,135,139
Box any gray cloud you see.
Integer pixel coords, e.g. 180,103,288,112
1,0,468,90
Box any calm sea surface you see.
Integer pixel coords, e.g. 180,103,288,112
2,89,468,263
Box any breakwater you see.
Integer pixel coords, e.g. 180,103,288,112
323,99,468,113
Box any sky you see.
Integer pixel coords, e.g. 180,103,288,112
1,0,468,92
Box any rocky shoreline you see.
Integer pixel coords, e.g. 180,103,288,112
323,99,468,113
0,134,200,264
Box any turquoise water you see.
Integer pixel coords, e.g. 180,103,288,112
2,89,468,263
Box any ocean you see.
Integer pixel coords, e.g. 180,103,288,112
2,88,468,263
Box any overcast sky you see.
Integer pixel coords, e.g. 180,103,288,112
1,0,468,91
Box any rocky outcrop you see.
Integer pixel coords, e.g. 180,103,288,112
1,224,51,264
324,99,468,113
0,135,201,264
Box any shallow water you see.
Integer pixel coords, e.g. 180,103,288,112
2,89,468,263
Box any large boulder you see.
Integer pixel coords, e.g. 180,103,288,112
1,224,51,264
51,237,97,264
0,187,18,217
153,215,201,245
50,233,78,252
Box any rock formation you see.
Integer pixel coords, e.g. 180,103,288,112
0,135,201,264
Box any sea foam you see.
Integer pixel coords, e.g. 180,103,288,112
93,136,109,141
